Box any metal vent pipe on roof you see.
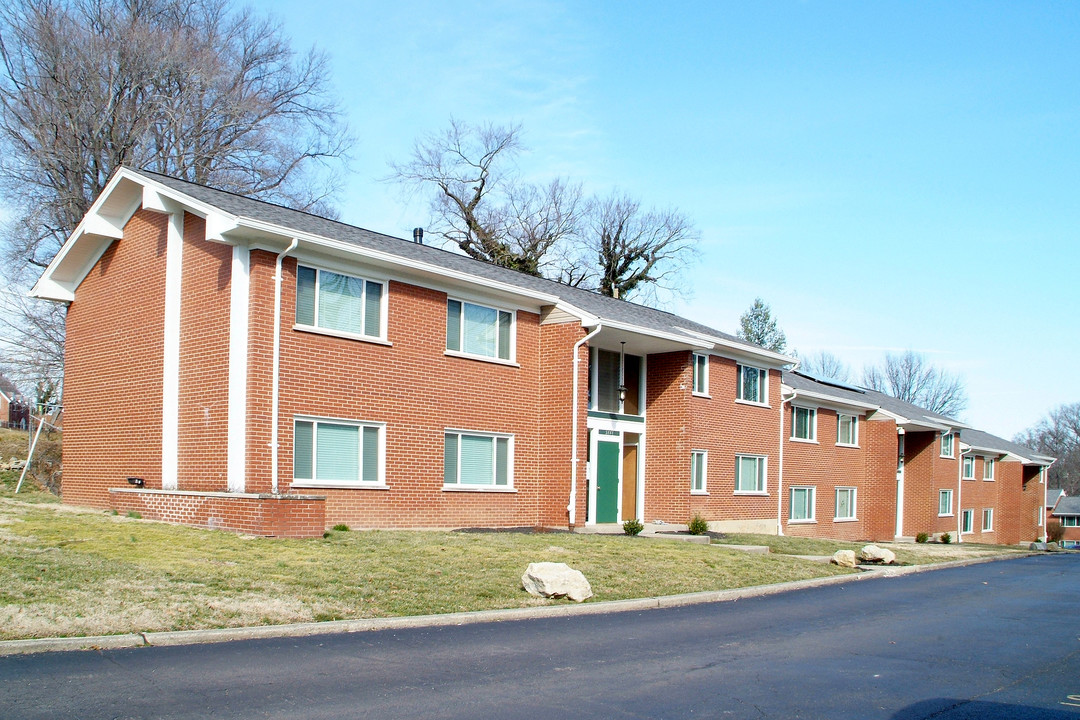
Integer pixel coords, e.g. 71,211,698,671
413,227,424,244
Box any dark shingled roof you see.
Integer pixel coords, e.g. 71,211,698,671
1052,496,1080,517
137,169,775,357
959,428,1053,464
783,370,962,427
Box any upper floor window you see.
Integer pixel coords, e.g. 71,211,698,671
792,406,816,441
296,266,384,339
962,456,975,479
691,450,707,494
983,457,995,480
736,365,767,404
692,353,709,396
940,433,954,458
591,349,642,415
446,299,513,361
837,414,858,446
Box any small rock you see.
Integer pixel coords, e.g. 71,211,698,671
521,562,593,602
831,549,857,568
1029,542,1047,551
858,544,896,565
1047,542,1061,552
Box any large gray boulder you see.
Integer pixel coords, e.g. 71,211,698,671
858,544,896,565
831,550,857,568
521,562,593,602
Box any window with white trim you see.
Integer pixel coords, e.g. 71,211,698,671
691,450,707,493
940,433,954,458
446,299,514,361
962,456,975,479
792,406,816,441
939,489,953,516
692,353,709,396
837,414,858,446
735,454,766,493
835,487,856,520
293,418,383,485
444,431,513,487
736,365,767,404
296,266,384,339
982,508,994,531
1062,516,1080,527
983,457,995,480
790,486,815,522
961,509,973,533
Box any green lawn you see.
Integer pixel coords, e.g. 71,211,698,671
714,532,1028,565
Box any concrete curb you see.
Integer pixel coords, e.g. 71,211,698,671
0,551,1040,656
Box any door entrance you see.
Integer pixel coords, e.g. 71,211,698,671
622,434,639,521
595,439,620,524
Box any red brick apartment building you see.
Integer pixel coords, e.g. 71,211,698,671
31,168,1054,540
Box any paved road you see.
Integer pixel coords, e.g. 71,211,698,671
2,554,1079,719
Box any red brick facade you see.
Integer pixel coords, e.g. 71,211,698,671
50,172,1052,541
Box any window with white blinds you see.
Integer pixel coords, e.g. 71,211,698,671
293,419,383,485
444,431,512,487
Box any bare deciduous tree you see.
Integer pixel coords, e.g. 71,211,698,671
798,350,851,382
1015,402,1080,495
862,350,967,418
0,0,349,390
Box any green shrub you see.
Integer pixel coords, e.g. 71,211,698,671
126,511,141,519
687,514,709,535
915,532,929,544
940,532,951,544
332,524,350,532
622,519,644,536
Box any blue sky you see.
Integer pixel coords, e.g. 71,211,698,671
262,0,1079,438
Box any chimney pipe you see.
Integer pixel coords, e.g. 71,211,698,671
413,227,424,244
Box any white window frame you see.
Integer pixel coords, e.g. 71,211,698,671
939,489,954,517
691,450,708,494
291,416,386,489
443,429,515,491
982,507,994,531
789,486,816,523
734,454,767,495
446,298,517,364
791,406,817,442
294,265,387,342
837,414,858,447
736,364,768,405
1062,516,1080,527
940,433,954,458
983,457,995,481
691,353,709,397
962,456,975,480
961,508,973,534
834,487,857,521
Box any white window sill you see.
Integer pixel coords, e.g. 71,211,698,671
789,519,817,524
691,490,709,496
735,399,771,409
962,477,975,481
940,455,955,460
692,392,712,399
837,443,860,450
833,517,858,523
293,324,391,346
291,481,389,490
735,491,769,497
938,513,954,518
790,437,818,445
444,350,520,368
983,479,995,482
442,485,517,493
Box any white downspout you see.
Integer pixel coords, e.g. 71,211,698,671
777,388,797,536
957,439,971,544
569,324,603,527
270,238,299,495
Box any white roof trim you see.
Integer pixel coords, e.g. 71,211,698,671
781,385,880,412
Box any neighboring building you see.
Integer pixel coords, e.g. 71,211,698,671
0,375,25,430
1049,493,1080,548
30,168,1055,541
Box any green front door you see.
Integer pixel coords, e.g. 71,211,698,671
596,439,620,523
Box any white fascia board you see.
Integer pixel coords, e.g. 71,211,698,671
596,319,712,349
783,387,880,413
675,327,796,366
868,407,909,425
241,220,564,308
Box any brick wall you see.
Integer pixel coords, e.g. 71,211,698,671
62,209,168,507
902,431,960,538
109,488,325,537
863,419,899,541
